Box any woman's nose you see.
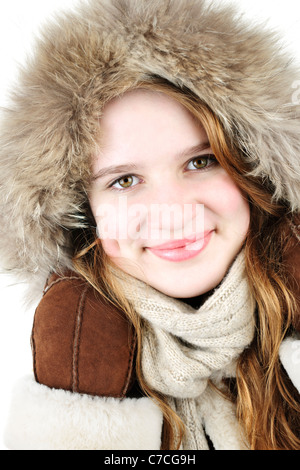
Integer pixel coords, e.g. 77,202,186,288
139,181,204,238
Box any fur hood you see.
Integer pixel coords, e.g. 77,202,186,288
0,0,300,293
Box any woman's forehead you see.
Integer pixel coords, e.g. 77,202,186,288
95,91,209,171
97,89,208,155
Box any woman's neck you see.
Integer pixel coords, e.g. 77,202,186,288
177,290,214,310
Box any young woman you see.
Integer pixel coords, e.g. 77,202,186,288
1,0,299,450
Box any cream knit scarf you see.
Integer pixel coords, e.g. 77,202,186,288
115,251,256,450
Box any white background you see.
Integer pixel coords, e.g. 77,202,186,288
0,0,300,450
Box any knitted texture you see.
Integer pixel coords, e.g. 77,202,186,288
116,251,255,449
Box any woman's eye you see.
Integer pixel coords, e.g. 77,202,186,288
187,155,216,170
111,175,139,190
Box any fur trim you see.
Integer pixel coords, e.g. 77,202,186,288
279,336,300,394
4,375,163,450
0,0,300,291
198,385,248,450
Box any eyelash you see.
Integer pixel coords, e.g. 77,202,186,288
108,154,218,192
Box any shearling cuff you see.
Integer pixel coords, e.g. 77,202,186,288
279,336,300,394
4,375,163,450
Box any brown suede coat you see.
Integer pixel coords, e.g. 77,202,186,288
31,272,137,398
285,221,300,333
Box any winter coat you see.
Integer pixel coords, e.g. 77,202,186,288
1,0,300,450
4,256,300,450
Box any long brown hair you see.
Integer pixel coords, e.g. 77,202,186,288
72,79,300,450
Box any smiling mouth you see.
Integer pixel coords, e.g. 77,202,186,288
146,231,214,262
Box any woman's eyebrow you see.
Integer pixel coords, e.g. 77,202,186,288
92,163,139,181
92,141,211,181
178,141,211,159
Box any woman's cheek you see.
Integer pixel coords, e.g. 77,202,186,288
101,238,122,258
205,172,249,218
91,195,123,257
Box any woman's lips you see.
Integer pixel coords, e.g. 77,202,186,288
146,231,214,262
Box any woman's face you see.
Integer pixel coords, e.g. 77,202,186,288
89,90,250,298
